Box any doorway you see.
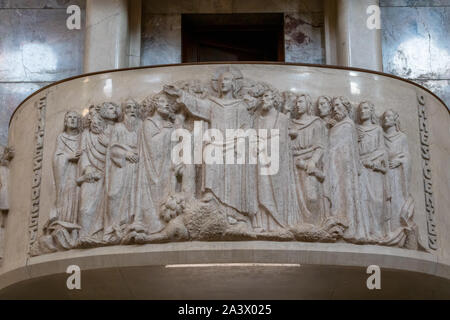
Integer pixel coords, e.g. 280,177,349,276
182,13,285,63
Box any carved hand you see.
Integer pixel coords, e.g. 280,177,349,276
126,152,139,163
288,130,298,139
163,84,182,97
5,146,15,160
389,160,401,169
327,119,337,127
362,160,374,169
306,160,316,175
69,150,81,162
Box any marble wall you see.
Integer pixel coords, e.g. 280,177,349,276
380,0,450,109
140,0,325,66
0,0,85,145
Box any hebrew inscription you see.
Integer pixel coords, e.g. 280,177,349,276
29,96,47,253
31,67,427,255
417,95,437,250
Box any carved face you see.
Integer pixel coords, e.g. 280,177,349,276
156,95,170,118
318,97,331,117
333,98,348,121
296,96,308,115
103,104,118,120
383,110,396,129
90,113,104,133
219,72,233,94
125,102,138,118
65,112,79,130
359,103,373,122
262,91,274,111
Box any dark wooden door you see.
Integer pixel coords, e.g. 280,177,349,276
182,14,285,63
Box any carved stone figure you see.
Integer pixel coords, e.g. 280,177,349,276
78,102,120,245
104,99,142,243
325,97,365,242
316,96,333,129
29,67,427,256
252,89,300,233
356,102,390,242
53,111,82,224
282,91,297,117
380,109,423,249
130,92,176,237
289,94,328,226
164,66,257,219
0,145,14,260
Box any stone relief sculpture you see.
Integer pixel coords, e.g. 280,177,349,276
356,101,390,242
289,94,328,227
324,96,365,243
252,88,299,234
31,66,428,255
105,99,141,244
0,145,14,260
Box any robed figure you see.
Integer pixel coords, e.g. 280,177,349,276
356,102,390,242
325,97,367,242
105,100,141,242
289,94,328,226
53,111,82,224
382,110,413,232
131,93,176,235
164,67,257,217
78,102,119,244
252,89,300,232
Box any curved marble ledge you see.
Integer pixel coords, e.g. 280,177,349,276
0,63,449,298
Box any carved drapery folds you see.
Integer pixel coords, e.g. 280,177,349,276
30,67,430,255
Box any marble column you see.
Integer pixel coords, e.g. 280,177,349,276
84,0,129,73
327,0,383,71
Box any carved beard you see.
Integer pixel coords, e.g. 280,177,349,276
90,116,106,134
124,114,138,131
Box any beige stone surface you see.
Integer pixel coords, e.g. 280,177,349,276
0,63,449,298
84,0,129,72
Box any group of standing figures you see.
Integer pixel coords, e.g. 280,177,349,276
34,67,422,255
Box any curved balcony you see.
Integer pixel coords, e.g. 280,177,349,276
0,63,449,299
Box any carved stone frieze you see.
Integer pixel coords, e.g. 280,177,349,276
30,67,429,255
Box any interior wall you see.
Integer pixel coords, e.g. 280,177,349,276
380,0,450,109
0,0,85,145
140,0,325,66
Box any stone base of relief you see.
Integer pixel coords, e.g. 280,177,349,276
24,65,429,256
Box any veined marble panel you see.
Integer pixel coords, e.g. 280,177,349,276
141,0,322,14
0,82,49,145
0,8,84,82
380,0,450,6
284,12,325,64
0,0,85,9
381,6,450,79
140,14,181,66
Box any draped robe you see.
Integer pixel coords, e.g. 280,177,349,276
78,124,113,239
105,120,141,240
325,117,366,242
252,111,300,231
357,124,390,241
177,92,257,216
384,131,411,231
53,132,81,224
290,116,328,226
133,117,174,234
